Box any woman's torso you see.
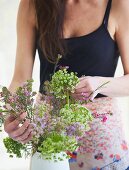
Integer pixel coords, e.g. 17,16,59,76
36,0,119,96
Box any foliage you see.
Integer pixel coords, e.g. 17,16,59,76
0,64,108,161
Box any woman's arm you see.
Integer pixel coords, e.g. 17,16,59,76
72,0,129,100
99,0,129,97
4,0,37,143
9,0,37,93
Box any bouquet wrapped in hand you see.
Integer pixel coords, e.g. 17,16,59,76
1,64,109,161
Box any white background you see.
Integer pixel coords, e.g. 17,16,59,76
0,1,39,170
0,1,129,170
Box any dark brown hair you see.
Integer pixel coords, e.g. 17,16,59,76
33,0,66,63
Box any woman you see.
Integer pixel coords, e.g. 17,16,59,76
4,0,129,169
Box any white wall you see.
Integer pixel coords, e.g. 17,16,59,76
0,1,129,170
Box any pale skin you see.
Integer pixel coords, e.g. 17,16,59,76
4,0,129,144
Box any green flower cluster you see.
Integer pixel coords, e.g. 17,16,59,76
38,132,78,161
48,68,79,99
60,104,93,126
3,137,26,158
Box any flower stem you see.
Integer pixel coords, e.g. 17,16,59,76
67,90,70,107
53,54,62,75
0,109,9,113
88,81,110,98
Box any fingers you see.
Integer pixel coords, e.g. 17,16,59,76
21,132,33,144
71,92,91,101
74,82,90,95
73,82,92,99
15,124,33,142
4,111,33,144
72,76,102,101
4,115,16,124
75,79,86,89
73,77,96,100
73,87,90,95
4,112,27,133
9,119,30,138
75,76,91,89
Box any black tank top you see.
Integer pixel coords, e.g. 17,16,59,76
36,0,119,98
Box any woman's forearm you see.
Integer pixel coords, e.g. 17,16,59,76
99,74,129,97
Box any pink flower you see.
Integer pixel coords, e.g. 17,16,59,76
102,116,107,122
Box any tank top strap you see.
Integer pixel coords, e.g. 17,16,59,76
102,0,112,28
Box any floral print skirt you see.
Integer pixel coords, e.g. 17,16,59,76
69,97,129,170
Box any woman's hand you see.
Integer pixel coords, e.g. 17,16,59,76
4,112,33,144
71,76,105,101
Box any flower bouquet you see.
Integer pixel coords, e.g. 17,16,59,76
0,68,93,169
0,60,108,170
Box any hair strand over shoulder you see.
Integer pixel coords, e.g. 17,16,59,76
33,0,66,63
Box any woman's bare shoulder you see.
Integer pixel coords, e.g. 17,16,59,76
112,0,129,21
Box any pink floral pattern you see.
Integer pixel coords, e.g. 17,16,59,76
69,97,129,170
